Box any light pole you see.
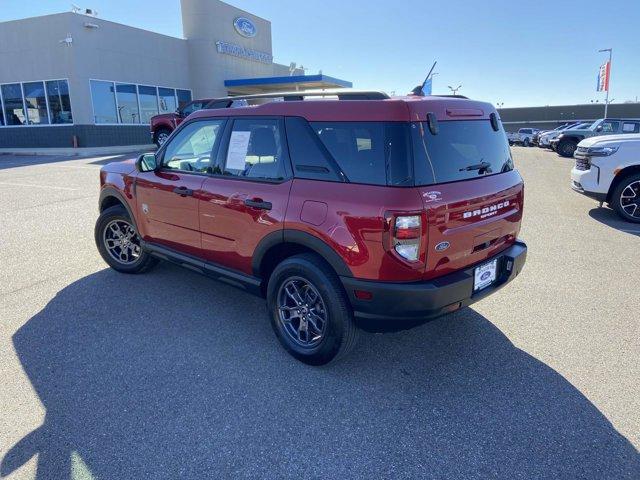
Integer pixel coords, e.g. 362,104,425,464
448,84,462,96
496,102,504,108
598,48,612,118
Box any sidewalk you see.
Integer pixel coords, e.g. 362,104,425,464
0,144,155,157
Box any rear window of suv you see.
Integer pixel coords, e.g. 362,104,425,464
412,120,513,185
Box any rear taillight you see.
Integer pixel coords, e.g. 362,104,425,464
393,215,421,261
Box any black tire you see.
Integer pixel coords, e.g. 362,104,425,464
266,253,358,365
611,173,640,223
523,138,530,147
153,128,172,147
95,205,158,273
557,139,577,157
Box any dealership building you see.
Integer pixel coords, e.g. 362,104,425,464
0,0,351,148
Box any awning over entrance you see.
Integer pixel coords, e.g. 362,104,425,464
224,74,352,95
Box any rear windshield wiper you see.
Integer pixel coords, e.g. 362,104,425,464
459,160,492,174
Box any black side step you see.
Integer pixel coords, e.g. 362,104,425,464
141,241,263,296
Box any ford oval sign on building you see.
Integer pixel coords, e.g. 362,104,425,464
233,17,257,38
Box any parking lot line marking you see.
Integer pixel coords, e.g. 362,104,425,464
0,181,79,191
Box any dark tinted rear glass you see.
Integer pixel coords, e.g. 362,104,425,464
285,117,343,182
311,121,412,186
412,120,513,185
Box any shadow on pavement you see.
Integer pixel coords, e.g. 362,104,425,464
86,150,155,167
589,206,640,237
3,264,639,479
0,151,151,170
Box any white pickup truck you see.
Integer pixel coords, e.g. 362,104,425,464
508,128,539,147
571,133,640,222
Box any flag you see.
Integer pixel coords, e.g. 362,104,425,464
422,77,432,96
597,61,610,92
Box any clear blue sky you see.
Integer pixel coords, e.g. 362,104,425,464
2,0,639,107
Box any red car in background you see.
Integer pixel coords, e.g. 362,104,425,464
150,98,246,146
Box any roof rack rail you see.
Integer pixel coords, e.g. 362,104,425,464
432,94,469,99
218,89,390,102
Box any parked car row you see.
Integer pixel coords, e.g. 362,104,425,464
538,122,591,148
506,118,640,224
550,119,640,157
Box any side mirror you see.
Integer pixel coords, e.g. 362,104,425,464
596,125,603,132
136,153,157,172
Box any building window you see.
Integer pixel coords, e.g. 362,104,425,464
138,85,158,123
116,83,139,124
177,89,192,110
1,84,27,126
0,79,73,127
158,87,177,114
89,80,191,125
46,80,73,124
23,81,50,125
90,80,118,124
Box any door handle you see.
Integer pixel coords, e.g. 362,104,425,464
172,187,193,197
244,198,272,210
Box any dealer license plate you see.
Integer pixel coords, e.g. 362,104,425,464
474,259,498,292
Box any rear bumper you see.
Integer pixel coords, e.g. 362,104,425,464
340,241,527,331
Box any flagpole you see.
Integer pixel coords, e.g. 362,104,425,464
599,48,612,118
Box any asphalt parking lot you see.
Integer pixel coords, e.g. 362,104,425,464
0,147,638,479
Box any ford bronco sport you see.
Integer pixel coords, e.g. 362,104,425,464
95,90,527,365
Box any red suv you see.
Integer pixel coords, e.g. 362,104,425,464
96,90,527,365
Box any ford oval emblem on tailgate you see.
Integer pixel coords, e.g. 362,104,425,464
435,241,450,252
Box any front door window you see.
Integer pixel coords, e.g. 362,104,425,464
162,120,226,173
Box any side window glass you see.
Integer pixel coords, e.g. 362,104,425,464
285,116,341,182
601,121,619,133
162,120,225,173
222,118,287,180
181,101,202,117
622,122,640,133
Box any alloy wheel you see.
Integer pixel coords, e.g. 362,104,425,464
277,276,327,348
620,180,640,218
103,219,141,265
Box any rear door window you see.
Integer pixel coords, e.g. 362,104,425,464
220,118,289,181
413,120,513,186
310,121,411,186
